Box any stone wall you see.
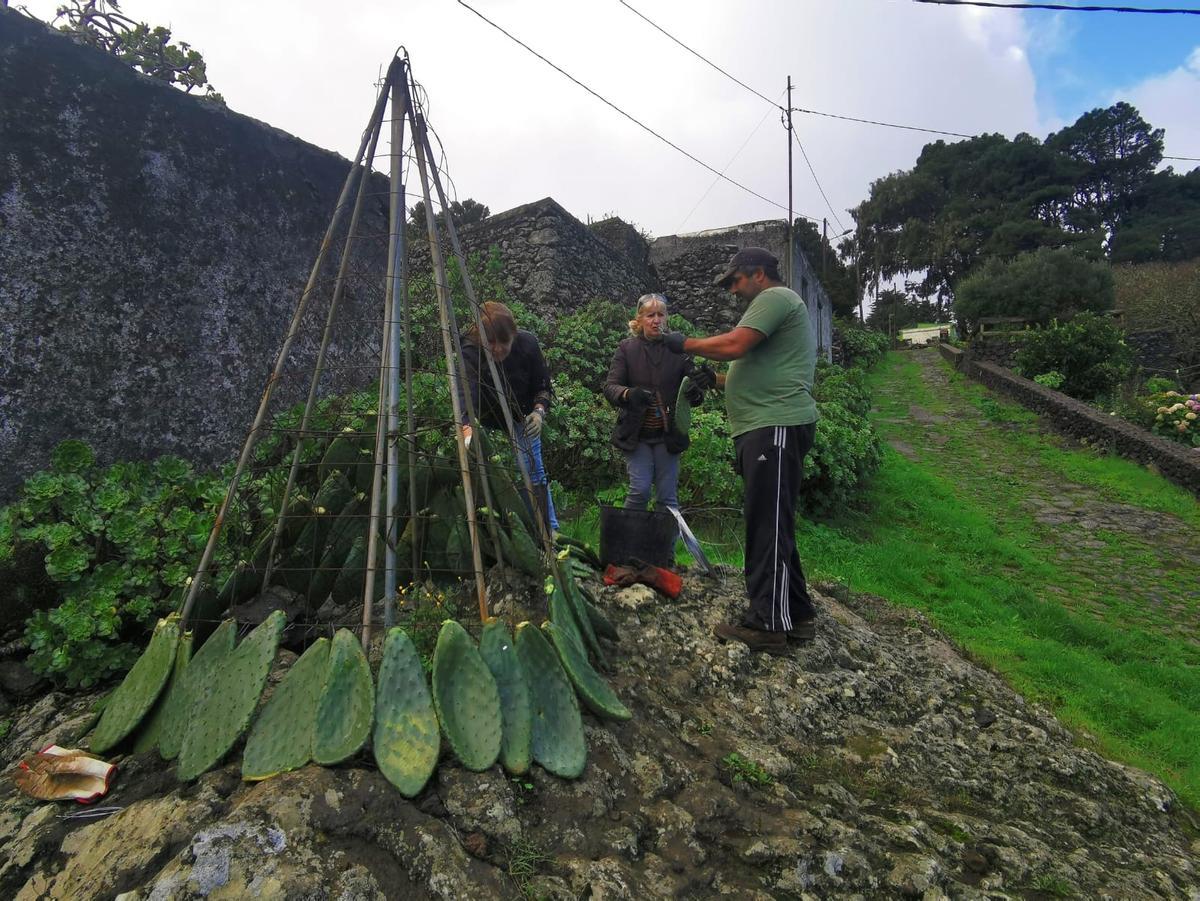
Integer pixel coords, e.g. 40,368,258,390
406,198,654,320
940,344,1200,496
650,219,834,359
0,9,389,501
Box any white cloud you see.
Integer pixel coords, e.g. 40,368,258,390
1113,46,1200,170
19,0,1053,235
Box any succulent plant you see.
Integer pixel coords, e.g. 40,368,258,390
373,628,440,796
514,621,585,779
242,637,330,780
431,620,502,772
312,628,375,765
176,610,286,781
542,621,631,722
90,615,181,754
479,618,532,775
132,631,194,754
157,619,236,761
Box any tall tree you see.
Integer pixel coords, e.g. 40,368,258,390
1046,102,1164,240
1110,168,1200,264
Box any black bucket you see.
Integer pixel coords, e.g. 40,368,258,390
598,505,677,569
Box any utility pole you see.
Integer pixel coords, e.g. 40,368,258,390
855,231,864,323
821,217,827,283
786,75,793,286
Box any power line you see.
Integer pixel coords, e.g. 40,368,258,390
1165,155,1200,162
793,127,847,233
790,106,973,139
616,0,784,110
677,90,785,233
914,0,1200,13
455,0,815,220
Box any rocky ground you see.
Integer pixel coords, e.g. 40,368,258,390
2,573,1198,899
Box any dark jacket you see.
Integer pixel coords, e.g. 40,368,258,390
604,336,696,452
460,330,553,431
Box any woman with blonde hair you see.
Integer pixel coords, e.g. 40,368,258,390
603,294,713,511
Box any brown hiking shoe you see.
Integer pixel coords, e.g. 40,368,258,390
713,621,789,655
787,618,817,642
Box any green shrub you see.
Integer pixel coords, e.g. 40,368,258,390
543,299,629,391
814,363,872,418
955,248,1114,329
803,399,883,517
2,441,227,687
541,378,623,494
837,319,890,370
677,407,740,509
1014,313,1135,401
1033,370,1066,390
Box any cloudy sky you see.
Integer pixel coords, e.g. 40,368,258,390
21,0,1200,238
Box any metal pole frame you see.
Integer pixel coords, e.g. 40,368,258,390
786,75,794,287
408,109,490,623
408,83,551,556
383,57,409,629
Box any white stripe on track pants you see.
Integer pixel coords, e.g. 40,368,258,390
733,422,816,632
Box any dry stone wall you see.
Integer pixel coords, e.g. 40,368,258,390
651,220,834,357
940,344,1200,495
406,198,654,321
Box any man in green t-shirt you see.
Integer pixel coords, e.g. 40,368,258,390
663,247,818,654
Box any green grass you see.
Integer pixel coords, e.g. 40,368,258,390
563,350,1200,809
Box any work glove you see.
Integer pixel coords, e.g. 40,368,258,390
689,364,716,391
627,387,655,407
662,331,687,354
524,408,544,439
684,382,705,406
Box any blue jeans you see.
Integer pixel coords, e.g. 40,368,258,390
624,441,680,511
514,433,559,531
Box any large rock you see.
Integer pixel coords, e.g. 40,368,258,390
0,579,1197,898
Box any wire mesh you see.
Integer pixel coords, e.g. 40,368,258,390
179,57,554,639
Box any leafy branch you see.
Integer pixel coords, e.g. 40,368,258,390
51,0,224,103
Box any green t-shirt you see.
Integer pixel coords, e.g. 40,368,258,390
724,286,818,437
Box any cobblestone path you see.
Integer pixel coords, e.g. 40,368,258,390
872,348,1200,648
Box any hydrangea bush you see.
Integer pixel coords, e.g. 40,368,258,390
1150,392,1200,448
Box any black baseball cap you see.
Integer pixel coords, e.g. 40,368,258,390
713,247,779,288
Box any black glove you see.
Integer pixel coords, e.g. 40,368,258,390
689,364,716,391
627,387,655,406
662,332,687,354
684,383,705,406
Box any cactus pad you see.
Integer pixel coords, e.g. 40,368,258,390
176,610,286,781
90,616,181,754
133,631,194,754
559,566,603,662
373,628,440,796
548,581,586,654
312,629,375,765
158,620,236,761
542,622,631,722
242,638,330,780
431,620,502,772
479,619,532,775
514,622,586,779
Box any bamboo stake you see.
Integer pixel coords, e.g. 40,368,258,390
361,58,406,648
413,114,552,555
410,109,489,622
261,68,390,593
180,72,392,628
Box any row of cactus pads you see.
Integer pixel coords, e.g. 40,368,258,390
87,564,628,795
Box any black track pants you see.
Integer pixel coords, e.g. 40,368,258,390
734,423,816,632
